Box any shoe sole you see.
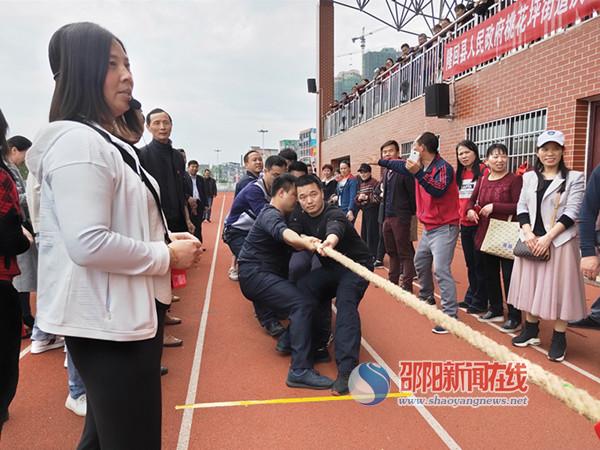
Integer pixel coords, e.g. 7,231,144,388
547,351,566,362
499,327,519,334
512,338,541,347
286,380,333,390
432,329,449,335
477,316,504,323
163,342,183,347
275,347,291,355
65,400,86,417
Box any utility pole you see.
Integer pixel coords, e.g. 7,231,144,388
257,129,269,152
214,148,221,182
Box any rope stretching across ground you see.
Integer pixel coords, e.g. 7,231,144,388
322,246,600,428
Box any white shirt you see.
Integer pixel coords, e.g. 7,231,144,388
26,121,171,342
190,175,199,200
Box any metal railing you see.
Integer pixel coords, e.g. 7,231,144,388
323,0,596,140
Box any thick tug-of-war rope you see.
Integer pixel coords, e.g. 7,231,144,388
321,246,600,436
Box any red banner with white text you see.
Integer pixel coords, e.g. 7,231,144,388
443,0,600,79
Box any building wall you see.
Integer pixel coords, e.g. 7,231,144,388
362,48,399,80
321,17,600,174
334,70,362,100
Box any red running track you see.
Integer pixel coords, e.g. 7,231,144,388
3,192,600,449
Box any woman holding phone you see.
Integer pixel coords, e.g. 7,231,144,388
26,22,201,448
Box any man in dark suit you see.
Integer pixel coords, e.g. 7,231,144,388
185,160,208,243
202,169,217,222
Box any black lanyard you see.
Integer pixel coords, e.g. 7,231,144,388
70,120,171,244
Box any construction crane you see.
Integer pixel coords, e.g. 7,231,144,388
348,26,389,77
351,26,388,58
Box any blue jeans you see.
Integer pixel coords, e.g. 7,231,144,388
66,347,86,399
31,321,55,341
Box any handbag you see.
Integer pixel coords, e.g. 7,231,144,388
480,216,520,260
513,191,561,261
476,176,520,260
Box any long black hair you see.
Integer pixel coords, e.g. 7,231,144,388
48,22,143,137
455,139,482,188
534,143,570,193
0,109,15,182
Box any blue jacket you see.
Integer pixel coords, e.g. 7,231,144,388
336,176,358,214
579,165,599,257
225,179,270,231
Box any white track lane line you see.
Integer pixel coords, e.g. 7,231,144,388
332,305,461,449
376,264,600,385
19,345,31,359
177,196,226,450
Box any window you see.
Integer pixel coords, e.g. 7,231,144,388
466,109,547,172
400,141,412,159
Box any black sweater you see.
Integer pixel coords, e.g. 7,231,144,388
288,204,371,266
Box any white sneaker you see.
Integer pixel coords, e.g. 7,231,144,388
65,394,87,417
228,268,239,281
31,336,65,354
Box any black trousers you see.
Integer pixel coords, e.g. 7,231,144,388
239,265,316,369
360,207,380,258
288,250,321,283
299,263,371,374
66,301,167,450
479,251,521,321
189,211,203,243
0,281,21,430
224,227,278,327
460,226,488,311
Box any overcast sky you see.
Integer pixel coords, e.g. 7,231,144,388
1,0,432,165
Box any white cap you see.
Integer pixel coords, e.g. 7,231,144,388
537,130,565,148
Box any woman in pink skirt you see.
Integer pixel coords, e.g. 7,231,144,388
508,130,586,362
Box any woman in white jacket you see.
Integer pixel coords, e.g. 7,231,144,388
27,22,201,449
508,130,586,362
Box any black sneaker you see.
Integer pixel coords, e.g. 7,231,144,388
331,373,351,395
500,319,521,333
466,306,486,315
264,320,286,337
313,347,331,363
547,330,567,362
458,301,470,309
568,316,600,330
432,325,449,334
478,311,504,323
512,321,540,347
420,296,436,306
286,369,334,390
374,260,384,268
160,366,168,376
275,331,291,354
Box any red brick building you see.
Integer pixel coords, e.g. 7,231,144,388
318,1,600,178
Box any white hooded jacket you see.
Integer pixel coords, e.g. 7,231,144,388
26,121,171,341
